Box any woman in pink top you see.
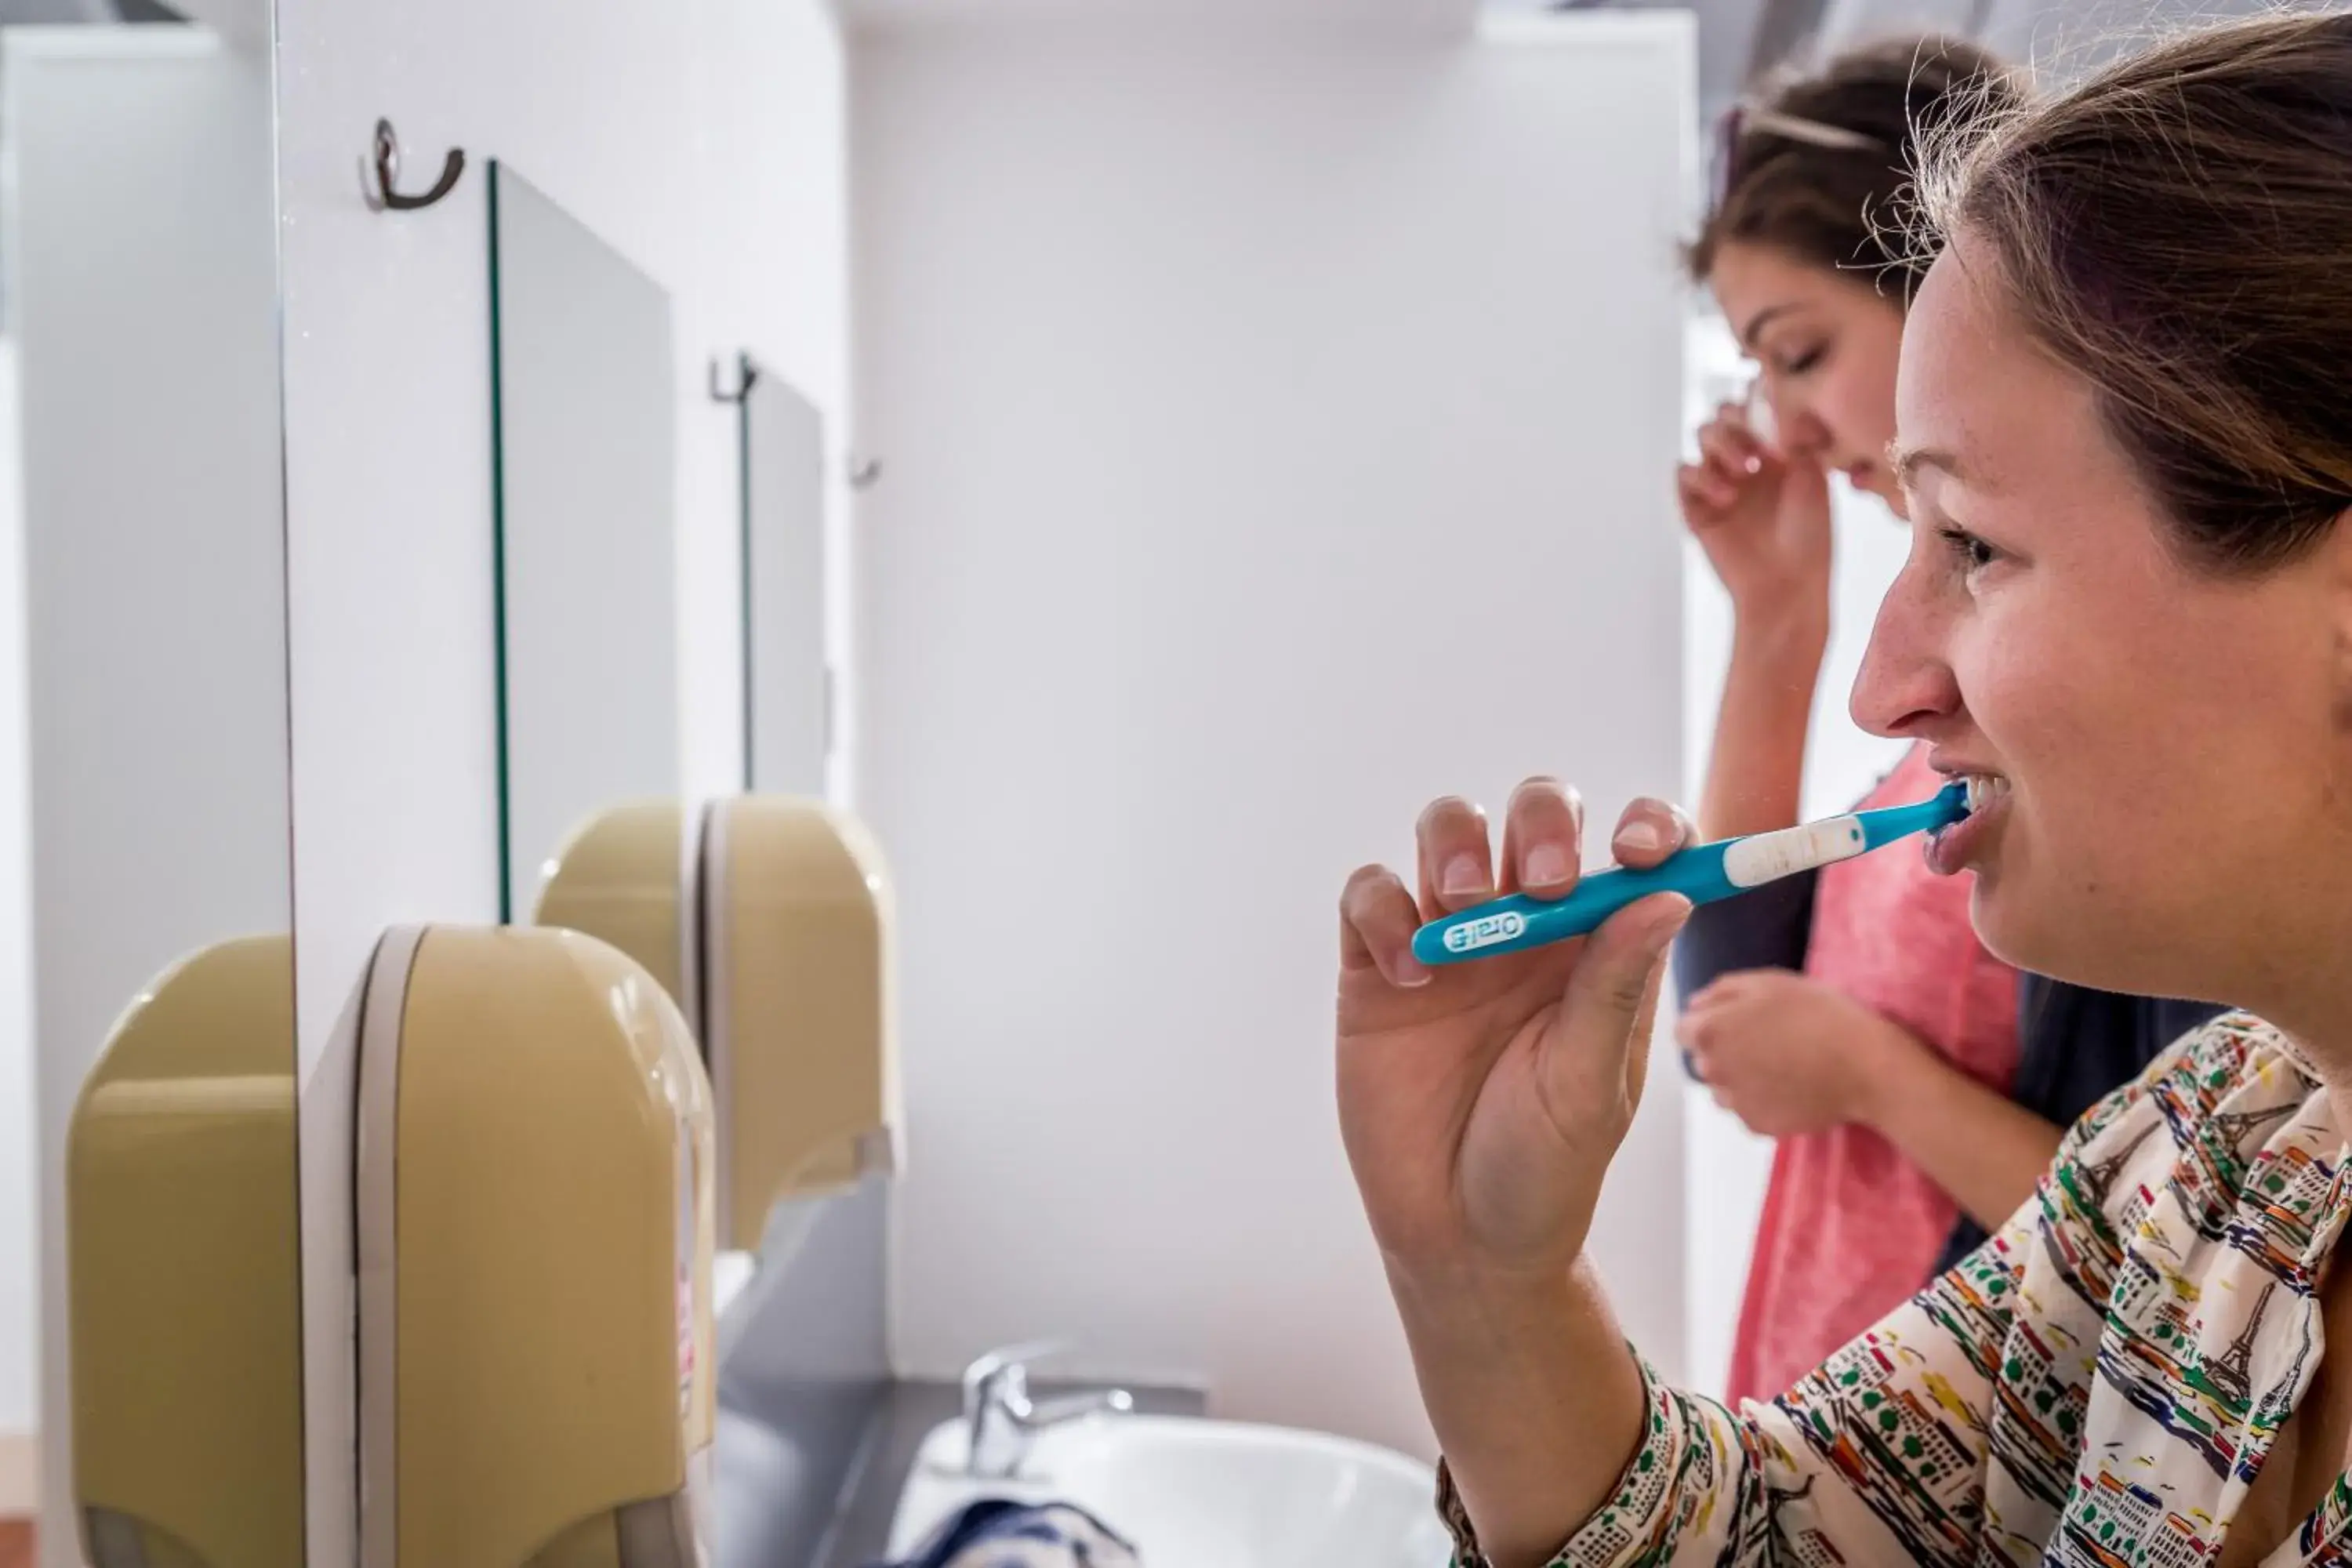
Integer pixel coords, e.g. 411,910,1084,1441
1668,39,2048,1404
1701,747,2018,1402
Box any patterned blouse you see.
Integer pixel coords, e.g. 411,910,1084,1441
1440,1013,2352,1566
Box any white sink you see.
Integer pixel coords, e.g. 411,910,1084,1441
713,1249,757,1319
886,1412,1454,1568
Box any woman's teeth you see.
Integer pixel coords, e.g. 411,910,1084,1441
1963,775,2011,814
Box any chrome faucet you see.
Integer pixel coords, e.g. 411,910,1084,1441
960,1341,1134,1479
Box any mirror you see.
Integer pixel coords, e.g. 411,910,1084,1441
732,360,830,797
2,17,297,1568
488,162,681,927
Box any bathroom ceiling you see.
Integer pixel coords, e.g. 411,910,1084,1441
1508,0,2313,136
0,0,183,20
1702,0,2316,127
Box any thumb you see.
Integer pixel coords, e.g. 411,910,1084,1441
1782,453,1833,507
1547,894,1692,1102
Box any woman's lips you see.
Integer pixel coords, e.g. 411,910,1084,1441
1926,775,2009,877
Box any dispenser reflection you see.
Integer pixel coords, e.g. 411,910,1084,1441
67,939,299,1568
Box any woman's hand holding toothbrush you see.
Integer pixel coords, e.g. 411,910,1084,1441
1338,778,1695,1276
1336,778,1695,1567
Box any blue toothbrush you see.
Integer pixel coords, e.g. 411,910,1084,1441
1414,782,1970,967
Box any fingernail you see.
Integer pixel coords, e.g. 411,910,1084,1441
1440,855,1487,898
1392,953,1433,989
1523,844,1571,887
1616,822,1663,855
1652,896,1693,947
1744,455,1762,475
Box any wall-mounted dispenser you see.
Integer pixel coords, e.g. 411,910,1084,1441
699,796,899,1248
532,796,898,1254
533,799,692,1023
67,935,303,1568
355,924,714,1568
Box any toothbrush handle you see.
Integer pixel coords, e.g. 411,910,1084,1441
1412,848,1740,967
1410,804,1928,967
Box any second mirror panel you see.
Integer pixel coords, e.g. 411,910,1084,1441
738,365,828,798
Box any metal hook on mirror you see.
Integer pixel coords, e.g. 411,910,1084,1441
848,454,883,491
709,354,759,405
361,118,466,213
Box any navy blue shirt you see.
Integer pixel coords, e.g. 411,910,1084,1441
1671,869,2224,1280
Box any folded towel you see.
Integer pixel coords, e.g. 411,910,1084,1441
872,1499,1140,1568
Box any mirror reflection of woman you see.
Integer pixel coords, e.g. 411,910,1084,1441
1672,37,2219,1408
1338,13,2352,1565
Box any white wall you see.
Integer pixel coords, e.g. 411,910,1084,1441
271,2,848,1559
1677,307,1910,1397
855,13,1695,1457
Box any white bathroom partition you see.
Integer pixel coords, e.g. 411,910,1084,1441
0,334,31,1525
274,0,854,1557
6,29,291,1566
855,12,1697,1457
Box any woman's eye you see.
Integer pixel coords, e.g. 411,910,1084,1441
1940,525,1997,573
1778,347,1824,376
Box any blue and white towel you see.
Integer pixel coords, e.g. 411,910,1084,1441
871,1499,1140,1568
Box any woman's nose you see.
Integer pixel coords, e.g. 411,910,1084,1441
1749,376,1820,455
1850,557,1962,739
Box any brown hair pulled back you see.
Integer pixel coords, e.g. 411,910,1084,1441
1915,13,2352,574
1691,35,2020,296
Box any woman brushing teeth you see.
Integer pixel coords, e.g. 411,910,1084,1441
1338,16,2352,1564
1656,35,2216,1414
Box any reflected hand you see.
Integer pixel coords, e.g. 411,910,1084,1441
1675,403,1833,626
1336,782,1695,1285
1678,969,1915,1138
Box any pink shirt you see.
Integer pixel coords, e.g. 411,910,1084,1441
1723,743,2021,1406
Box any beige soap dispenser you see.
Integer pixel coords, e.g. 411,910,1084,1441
354,924,715,1568
66,934,304,1568
697,796,900,1249
532,799,691,1022
530,795,901,1255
